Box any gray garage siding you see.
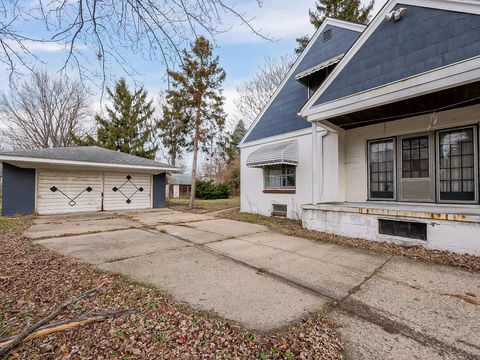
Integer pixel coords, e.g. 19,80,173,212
2,163,36,216
315,4,480,105
244,25,362,143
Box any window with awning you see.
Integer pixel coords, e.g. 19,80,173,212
246,140,298,168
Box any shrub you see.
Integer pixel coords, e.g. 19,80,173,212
195,179,230,199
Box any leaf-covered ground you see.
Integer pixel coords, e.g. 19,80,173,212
219,210,480,272
0,216,342,359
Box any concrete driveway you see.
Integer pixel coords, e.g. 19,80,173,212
28,209,480,359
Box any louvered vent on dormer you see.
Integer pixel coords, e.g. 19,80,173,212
323,28,332,42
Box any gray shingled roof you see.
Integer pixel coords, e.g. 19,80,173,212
168,173,192,185
0,146,176,170
243,23,362,144
315,4,480,106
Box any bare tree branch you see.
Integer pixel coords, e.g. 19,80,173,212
0,0,270,90
0,69,92,150
235,53,295,126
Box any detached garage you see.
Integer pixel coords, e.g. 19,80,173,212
0,146,177,216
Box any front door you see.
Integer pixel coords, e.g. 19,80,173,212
397,133,435,202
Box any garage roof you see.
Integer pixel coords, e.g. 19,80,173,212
0,146,178,172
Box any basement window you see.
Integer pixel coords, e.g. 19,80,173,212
378,219,427,241
272,204,287,217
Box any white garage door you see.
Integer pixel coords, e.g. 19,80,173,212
37,170,102,215
103,173,151,211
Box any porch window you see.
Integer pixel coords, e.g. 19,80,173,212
368,139,395,199
264,165,296,189
438,127,477,202
402,136,429,178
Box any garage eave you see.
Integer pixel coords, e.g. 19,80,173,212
0,156,179,174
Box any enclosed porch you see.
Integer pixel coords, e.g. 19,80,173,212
304,83,480,256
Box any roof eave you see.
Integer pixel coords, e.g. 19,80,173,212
0,155,179,173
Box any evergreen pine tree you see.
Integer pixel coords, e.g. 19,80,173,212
225,120,246,164
157,92,190,166
295,0,374,54
76,79,158,159
167,36,226,209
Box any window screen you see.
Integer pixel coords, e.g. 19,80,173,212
438,127,476,201
264,165,296,189
402,136,429,178
369,139,395,199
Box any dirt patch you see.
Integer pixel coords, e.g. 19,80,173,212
219,210,480,272
0,217,342,359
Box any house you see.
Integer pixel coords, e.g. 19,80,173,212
167,173,192,199
0,146,177,216
240,0,480,256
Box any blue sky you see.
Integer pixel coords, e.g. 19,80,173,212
0,0,385,130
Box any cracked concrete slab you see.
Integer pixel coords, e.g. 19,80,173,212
25,217,139,239
99,245,329,332
343,257,480,358
131,211,215,226
185,218,268,238
156,224,229,244
36,228,188,265
331,310,459,360
207,232,388,299
33,211,117,224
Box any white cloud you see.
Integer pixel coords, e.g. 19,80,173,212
217,0,314,44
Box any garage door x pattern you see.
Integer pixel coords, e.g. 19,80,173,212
112,175,145,204
50,186,93,207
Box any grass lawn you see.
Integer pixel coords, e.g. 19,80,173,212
167,196,240,214
218,209,480,272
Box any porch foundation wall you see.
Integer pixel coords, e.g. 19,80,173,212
302,208,480,256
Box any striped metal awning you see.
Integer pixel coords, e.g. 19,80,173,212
246,140,298,168
295,53,344,83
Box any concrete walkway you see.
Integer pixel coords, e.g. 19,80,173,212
29,209,480,359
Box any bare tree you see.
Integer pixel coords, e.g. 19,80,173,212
0,70,91,150
0,1,267,89
235,54,295,126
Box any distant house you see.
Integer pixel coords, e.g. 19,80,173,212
167,173,192,199
0,146,177,216
240,0,480,256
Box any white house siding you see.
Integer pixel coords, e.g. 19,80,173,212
343,104,480,202
103,172,151,211
241,131,314,219
37,170,103,214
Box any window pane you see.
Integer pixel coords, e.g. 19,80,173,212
439,128,476,201
369,139,395,199
264,165,296,189
402,136,429,178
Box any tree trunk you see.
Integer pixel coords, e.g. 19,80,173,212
189,113,201,209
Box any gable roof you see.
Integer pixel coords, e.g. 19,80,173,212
302,0,480,119
168,173,192,185
240,18,365,146
0,146,177,172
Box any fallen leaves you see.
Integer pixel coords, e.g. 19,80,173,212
0,217,342,359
